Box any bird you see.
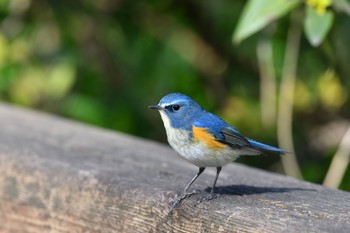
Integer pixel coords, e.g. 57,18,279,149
149,92,285,210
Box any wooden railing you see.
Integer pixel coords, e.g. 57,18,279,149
0,103,349,233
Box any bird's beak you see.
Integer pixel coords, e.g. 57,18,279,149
148,105,163,111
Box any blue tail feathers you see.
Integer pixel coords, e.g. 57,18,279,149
248,139,286,155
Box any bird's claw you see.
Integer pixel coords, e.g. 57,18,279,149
169,189,201,213
196,193,221,204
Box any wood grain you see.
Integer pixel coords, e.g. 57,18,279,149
0,103,349,233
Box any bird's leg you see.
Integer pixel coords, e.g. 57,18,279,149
197,167,222,203
211,167,222,195
183,167,205,194
169,167,205,212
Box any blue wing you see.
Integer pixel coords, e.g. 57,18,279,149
194,111,285,155
193,112,251,149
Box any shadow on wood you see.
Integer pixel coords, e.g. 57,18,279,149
207,184,316,195
0,103,349,233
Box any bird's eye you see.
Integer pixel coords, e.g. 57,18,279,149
172,105,180,111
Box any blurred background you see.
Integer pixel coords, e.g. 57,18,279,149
0,0,349,190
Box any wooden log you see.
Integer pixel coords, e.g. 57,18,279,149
0,103,349,233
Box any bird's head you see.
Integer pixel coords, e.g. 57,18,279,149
149,93,203,130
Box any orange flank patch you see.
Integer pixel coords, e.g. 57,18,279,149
192,126,226,150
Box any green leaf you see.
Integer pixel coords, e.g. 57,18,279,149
233,0,300,44
304,6,334,47
333,0,350,16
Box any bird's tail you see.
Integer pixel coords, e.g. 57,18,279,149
248,139,286,155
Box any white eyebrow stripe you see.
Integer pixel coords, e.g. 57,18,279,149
160,100,179,108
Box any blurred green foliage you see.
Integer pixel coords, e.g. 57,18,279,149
0,0,350,190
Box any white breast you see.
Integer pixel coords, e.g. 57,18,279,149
159,112,240,167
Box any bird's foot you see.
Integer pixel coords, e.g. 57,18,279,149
196,193,222,204
169,189,201,212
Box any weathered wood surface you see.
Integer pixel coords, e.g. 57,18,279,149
0,103,349,233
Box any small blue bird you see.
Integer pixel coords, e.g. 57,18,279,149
149,93,285,208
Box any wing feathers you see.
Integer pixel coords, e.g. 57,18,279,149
220,128,251,149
